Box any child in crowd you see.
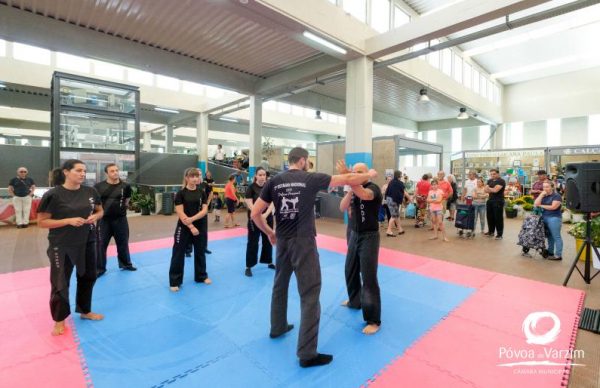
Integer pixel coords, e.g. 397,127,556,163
427,179,449,242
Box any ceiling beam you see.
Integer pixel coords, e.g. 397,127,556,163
365,0,551,58
418,117,486,131
0,5,258,94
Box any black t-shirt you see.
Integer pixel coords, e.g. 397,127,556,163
245,182,271,219
487,178,506,201
260,170,331,238
94,180,131,218
350,182,382,233
204,178,214,198
38,185,101,246
9,177,35,197
174,187,208,228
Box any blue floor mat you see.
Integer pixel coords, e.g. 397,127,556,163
71,236,474,387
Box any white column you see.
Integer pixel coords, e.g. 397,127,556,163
345,56,373,167
196,113,209,173
165,125,174,153
249,96,262,179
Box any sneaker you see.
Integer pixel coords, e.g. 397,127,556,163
245,268,252,277
494,236,503,240
267,264,276,270
205,249,212,254
299,353,333,368
548,256,562,261
484,232,494,237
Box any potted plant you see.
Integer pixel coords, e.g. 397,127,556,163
133,193,154,216
568,217,600,262
505,200,518,218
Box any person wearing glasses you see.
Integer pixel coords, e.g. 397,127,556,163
8,167,36,228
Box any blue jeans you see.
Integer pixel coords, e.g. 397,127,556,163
473,204,486,232
543,216,563,257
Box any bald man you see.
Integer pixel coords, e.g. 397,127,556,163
339,163,383,335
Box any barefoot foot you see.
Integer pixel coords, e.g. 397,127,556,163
362,324,380,335
80,312,104,321
52,321,66,336
203,278,212,285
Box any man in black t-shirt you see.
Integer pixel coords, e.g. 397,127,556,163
251,147,377,368
94,164,136,275
484,168,506,239
8,166,36,228
339,163,383,335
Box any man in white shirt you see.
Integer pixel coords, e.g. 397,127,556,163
214,144,225,161
462,171,478,200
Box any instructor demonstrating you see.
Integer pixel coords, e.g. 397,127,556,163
251,147,377,368
339,163,382,335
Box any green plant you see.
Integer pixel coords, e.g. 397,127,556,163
132,193,154,213
523,203,534,211
568,217,600,247
505,200,515,210
514,198,526,205
522,195,534,204
129,186,141,212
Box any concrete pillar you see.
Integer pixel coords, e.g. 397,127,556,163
197,113,209,174
143,131,151,152
345,57,373,168
249,95,262,181
165,125,174,153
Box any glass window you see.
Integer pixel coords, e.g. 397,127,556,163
156,75,180,91
487,81,495,103
339,116,346,126
277,102,291,114
264,101,276,111
451,128,462,152
404,155,414,167
453,53,463,83
427,130,437,143
428,42,440,69
480,74,487,98
370,0,390,33
93,61,125,80
58,78,136,114
393,6,410,28
13,42,51,65
56,52,91,73
343,0,367,22
416,154,423,165
472,69,480,94
291,105,304,117
128,68,154,86
479,125,491,149
463,62,472,89
59,111,135,151
508,122,523,149
205,85,224,98
589,115,600,144
547,118,561,147
0,40,5,56
442,49,452,76
182,81,205,95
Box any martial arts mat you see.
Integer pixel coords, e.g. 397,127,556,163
0,229,585,387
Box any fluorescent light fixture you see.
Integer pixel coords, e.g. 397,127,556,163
297,130,309,133
421,0,466,17
154,107,180,114
219,117,239,123
418,89,430,103
303,31,347,55
457,108,468,120
0,83,6,88
0,105,12,109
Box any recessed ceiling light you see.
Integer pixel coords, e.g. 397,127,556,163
219,117,239,123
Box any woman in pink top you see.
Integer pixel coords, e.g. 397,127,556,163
427,179,449,242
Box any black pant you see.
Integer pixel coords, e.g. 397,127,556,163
271,236,321,360
486,200,504,237
48,240,97,322
169,221,208,287
246,217,273,268
345,230,381,325
97,216,132,271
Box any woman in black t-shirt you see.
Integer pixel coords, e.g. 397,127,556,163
244,167,275,277
37,159,104,336
168,168,210,291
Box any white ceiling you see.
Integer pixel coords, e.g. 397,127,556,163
450,0,600,84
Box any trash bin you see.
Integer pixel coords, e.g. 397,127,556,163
161,192,174,215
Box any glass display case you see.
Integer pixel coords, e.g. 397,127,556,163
51,72,140,183
547,145,600,178
451,148,547,193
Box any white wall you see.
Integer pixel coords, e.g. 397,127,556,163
503,66,600,123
